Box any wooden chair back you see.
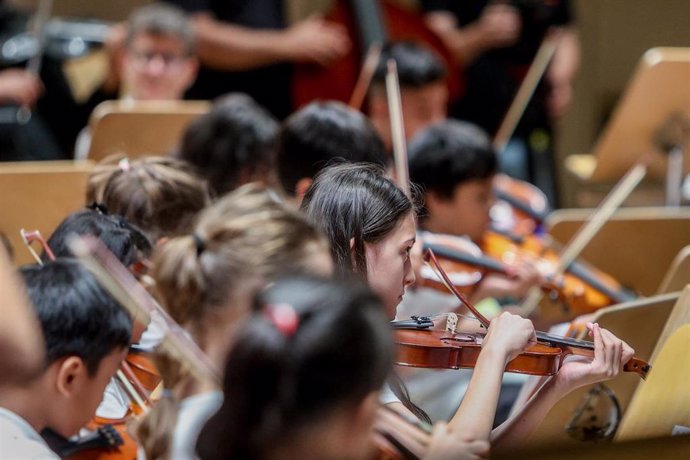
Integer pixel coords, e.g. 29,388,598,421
87,100,209,161
546,207,690,295
0,161,94,265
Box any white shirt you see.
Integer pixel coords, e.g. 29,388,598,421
0,407,59,460
170,391,223,460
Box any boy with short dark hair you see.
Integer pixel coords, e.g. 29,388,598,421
0,259,132,458
409,119,541,302
276,101,388,204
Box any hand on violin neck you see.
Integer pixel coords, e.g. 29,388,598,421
481,312,536,364
553,323,635,393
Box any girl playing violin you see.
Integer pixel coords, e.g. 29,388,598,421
137,184,332,459
301,163,635,451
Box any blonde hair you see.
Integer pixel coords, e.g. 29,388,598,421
86,155,211,242
137,184,329,459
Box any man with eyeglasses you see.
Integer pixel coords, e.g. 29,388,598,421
75,3,199,158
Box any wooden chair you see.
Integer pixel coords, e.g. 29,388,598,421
86,100,210,161
616,323,690,441
545,207,690,296
0,161,94,265
657,245,690,294
526,292,680,447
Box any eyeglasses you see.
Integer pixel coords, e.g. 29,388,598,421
129,50,189,69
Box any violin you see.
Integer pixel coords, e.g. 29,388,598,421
393,315,648,378
418,231,564,301
393,250,650,379
418,229,636,316
481,229,637,313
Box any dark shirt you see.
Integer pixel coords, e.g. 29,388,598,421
422,0,573,135
164,0,293,119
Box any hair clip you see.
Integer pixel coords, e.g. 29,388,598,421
192,233,206,256
264,303,299,337
118,157,131,172
88,202,109,215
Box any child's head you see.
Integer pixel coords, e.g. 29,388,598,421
197,275,393,460
178,93,279,197
121,2,198,100
409,120,497,242
20,259,132,437
301,163,416,317
276,101,388,202
368,41,448,148
45,207,153,267
153,184,331,346
87,155,211,242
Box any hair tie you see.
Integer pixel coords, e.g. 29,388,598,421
88,202,109,215
264,303,299,337
192,233,205,256
118,157,131,172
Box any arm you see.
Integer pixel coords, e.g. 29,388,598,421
192,13,349,71
546,27,581,118
425,4,521,66
0,69,43,106
447,313,536,442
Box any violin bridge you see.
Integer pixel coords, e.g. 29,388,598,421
446,312,458,334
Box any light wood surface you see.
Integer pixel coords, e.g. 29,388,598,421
546,207,690,296
657,246,690,294
588,48,690,182
0,161,94,265
87,100,210,162
616,322,690,441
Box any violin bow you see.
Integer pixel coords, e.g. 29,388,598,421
349,43,382,111
424,248,491,329
517,159,648,316
493,32,559,153
385,59,411,197
16,0,54,124
69,235,221,385
20,229,55,264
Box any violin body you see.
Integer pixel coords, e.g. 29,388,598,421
292,0,462,108
393,327,650,379
66,416,138,460
481,230,636,314
395,328,561,376
124,351,161,393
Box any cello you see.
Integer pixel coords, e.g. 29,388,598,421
292,0,462,109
